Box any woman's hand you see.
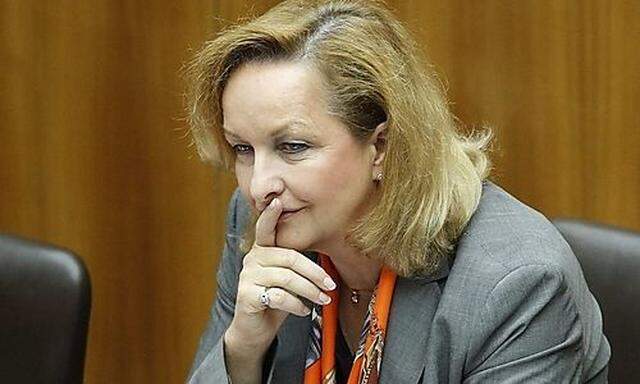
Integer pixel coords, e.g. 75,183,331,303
224,197,336,358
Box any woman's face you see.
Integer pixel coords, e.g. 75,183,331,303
222,61,382,251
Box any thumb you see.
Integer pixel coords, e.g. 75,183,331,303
254,198,283,247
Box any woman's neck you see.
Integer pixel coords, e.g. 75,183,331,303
318,242,383,291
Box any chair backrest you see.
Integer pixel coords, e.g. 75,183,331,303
0,234,91,383
553,219,640,383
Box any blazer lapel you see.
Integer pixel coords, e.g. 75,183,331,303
268,252,449,384
379,263,449,383
268,251,317,383
268,313,312,384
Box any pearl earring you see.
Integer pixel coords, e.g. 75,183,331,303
374,172,383,182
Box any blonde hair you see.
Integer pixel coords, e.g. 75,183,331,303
186,0,491,277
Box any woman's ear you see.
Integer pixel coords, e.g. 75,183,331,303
370,121,387,166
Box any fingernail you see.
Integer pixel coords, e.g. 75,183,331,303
270,198,280,209
303,306,312,315
319,292,332,305
324,277,337,290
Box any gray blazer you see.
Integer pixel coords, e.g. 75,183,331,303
188,182,610,383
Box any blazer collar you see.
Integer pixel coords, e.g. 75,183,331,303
379,271,446,383
270,253,449,383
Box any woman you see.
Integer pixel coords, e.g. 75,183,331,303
186,1,610,383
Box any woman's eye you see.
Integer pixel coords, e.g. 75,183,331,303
232,144,253,155
279,142,309,154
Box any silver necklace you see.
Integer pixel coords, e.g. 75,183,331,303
344,284,374,304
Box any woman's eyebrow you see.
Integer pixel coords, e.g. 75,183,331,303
222,129,241,139
224,120,317,140
272,120,317,140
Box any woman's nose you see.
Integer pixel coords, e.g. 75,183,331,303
250,158,284,212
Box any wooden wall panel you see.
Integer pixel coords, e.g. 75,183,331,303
1,1,236,383
390,0,640,230
1,1,638,383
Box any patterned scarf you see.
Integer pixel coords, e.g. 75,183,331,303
303,254,397,384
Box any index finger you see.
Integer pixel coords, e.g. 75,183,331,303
254,198,283,247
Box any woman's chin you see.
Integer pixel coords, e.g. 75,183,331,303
275,236,310,251
275,230,316,252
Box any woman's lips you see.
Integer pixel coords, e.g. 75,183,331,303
279,207,305,222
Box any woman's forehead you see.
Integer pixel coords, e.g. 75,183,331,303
222,62,333,138
223,61,325,107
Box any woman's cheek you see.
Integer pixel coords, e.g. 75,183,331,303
325,160,364,190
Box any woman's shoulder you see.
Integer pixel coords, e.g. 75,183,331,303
433,182,609,379
439,182,599,343
438,181,595,327
451,181,581,284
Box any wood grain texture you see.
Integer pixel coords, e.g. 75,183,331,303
0,1,638,383
1,1,234,383
390,0,640,230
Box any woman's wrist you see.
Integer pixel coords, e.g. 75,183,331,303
223,328,264,384
224,324,270,360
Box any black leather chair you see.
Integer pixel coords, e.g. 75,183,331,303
0,234,91,383
554,219,640,383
